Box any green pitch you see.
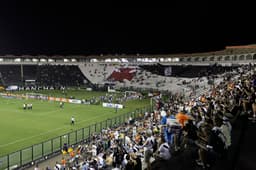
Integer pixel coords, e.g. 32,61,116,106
0,90,150,157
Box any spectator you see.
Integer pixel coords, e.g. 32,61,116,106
141,129,154,170
182,119,198,148
155,135,171,160
34,164,39,170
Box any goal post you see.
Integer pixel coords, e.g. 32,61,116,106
124,91,141,98
25,80,36,86
25,92,48,100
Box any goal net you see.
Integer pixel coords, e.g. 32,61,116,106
25,93,48,100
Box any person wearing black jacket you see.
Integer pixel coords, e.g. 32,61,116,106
182,119,198,148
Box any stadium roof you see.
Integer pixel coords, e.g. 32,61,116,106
226,45,256,49
1,44,256,60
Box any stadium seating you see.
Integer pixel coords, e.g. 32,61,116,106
108,67,137,82
36,65,86,87
0,65,22,85
115,69,210,95
78,63,116,84
0,64,87,87
23,65,37,80
139,64,236,78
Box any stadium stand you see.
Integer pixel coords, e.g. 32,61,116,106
36,65,86,87
139,64,236,78
1,47,256,170
78,63,116,84
108,67,137,82
23,65,37,80
26,64,253,170
115,68,220,94
0,65,22,85
0,64,88,88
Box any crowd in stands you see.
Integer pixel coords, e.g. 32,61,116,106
23,65,38,80
31,64,255,170
36,65,86,87
78,63,116,85
0,65,22,85
139,63,237,78
115,69,210,95
0,64,236,93
0,65,87,88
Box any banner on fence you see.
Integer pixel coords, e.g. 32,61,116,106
0,92,22,99
6,85,18,91
86,88,92,91
47,97,70,103
102,102,123,109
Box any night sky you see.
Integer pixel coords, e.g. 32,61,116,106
0,1,255,55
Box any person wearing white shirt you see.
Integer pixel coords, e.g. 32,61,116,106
121,154,129,168
54,162,61,170
160,109,167,117
140,129,154,170
71,116,75,125
220,117,232,149
132,126,137,140
91,143,97,157
157,137,171,160
23,103,27,110
114,130,119,140
144,112,149,118
34,164,39,170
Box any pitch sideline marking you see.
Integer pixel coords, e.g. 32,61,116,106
0,111,113,148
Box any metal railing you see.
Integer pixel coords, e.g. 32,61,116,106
0,106,151,170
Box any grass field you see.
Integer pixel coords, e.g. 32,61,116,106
0,90,150,158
